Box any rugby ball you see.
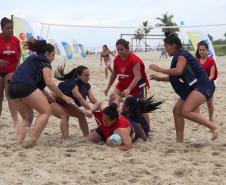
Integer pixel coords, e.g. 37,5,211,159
109,134,122,145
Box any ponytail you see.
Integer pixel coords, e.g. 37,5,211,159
26,39,54,54
54,64,88,81
164,31,182,49
123,96,162,115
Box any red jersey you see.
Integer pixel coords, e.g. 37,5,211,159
197,56,218,80
114,52,149,96
0,33,21,73
94,112,131,140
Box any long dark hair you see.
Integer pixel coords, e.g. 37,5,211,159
103,103,119,121
26,39,54,54
54,64,88,81
195,40,209,58
1,17,12,29
164,31,182,49
123,96,162,116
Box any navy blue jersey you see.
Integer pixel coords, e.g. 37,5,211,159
170,49,207,83
58,78,91,106
10,54,52,90
169,49,213,100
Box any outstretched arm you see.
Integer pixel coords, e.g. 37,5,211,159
86,101,107,118
150,74,169,82
105,69,117,96
149,56,187,76
72,86,90,110
87,89,98,104
43,68,74,105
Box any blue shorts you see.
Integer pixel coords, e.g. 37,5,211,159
8,83,37,99
180,79,215,101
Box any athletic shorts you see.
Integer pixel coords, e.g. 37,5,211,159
95,127,107,142
180,80,215,101
0,72,8,78
8,83,37,99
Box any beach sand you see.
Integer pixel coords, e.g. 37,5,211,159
0,52,226,185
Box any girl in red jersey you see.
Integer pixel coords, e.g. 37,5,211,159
0,17,21,125
100,44,115,79
86,96,162,150
104,39,149,102
195,40,218,121
87,101,134,151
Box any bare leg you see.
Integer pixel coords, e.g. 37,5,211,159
88,130,102,143
142,113,150,128
108,65,113,73
50,102,69,139
181,91,219,140
21,89,52,145
4,73,18,125
105,68,108,79
137,123,147,141
14,99,34,143
63,104,89,136
207,95,214,121
173,99,185,143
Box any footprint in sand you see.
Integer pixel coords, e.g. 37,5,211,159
212,151,220,156
165,148,175,154
174,169,185,177
186,143,207,149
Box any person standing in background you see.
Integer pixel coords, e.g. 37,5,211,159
195,40,218,121
0,17,21,125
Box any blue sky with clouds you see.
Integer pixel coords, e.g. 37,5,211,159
1,0,226,50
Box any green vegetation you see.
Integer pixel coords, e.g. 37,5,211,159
156,12,179,33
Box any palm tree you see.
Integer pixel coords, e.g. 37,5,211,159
156,12,179,33
134,28,144,47
142,21,153,51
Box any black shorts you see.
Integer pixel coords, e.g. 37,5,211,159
0,72,8,78
95,127,107,142
8,83,37,99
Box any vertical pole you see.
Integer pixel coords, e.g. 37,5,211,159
11,14,14,34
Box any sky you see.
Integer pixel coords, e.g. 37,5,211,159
1,0,226,50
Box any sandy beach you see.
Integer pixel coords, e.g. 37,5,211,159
0,51,226,185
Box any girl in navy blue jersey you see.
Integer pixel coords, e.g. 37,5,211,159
8,39,74,146
149,32,219,143
50,65,97,138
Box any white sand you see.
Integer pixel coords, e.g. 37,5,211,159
0,52,226,185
